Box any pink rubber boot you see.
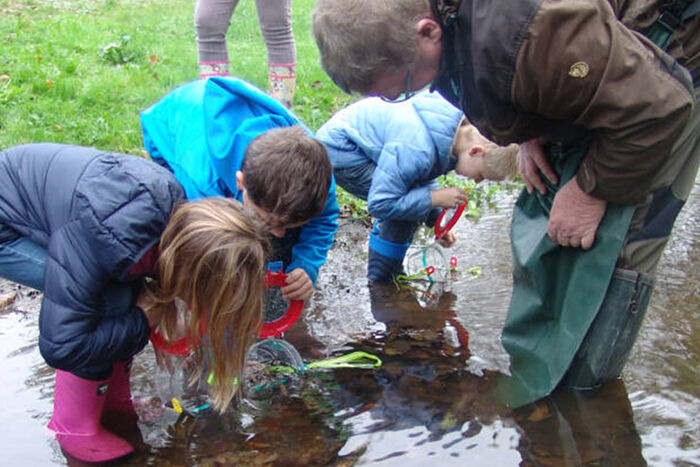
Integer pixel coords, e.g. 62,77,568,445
47,370,134,463
102,359,144,450
103,359,137,422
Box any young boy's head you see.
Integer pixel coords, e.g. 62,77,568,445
236,126,332,237
452,118,519,183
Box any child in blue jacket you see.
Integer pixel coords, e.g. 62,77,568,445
140,76,339,301
316,91,519,282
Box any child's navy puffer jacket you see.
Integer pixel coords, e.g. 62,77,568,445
0,143,185,375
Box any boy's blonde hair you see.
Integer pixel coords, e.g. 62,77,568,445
144,198,269,413
313,0,429,94
452,118,519,181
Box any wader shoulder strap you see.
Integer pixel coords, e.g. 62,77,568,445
645,0,700,50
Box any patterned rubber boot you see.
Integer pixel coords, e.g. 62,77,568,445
268,63,296,108
199,61,230,78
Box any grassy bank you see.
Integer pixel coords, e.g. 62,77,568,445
0,0,352,153
0,0,514,220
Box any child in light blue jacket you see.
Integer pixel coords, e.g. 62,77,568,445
316,91,468,282
141,76,339,300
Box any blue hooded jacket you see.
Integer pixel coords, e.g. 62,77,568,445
140,77,339,285
316,91,463,222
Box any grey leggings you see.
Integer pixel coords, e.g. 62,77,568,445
194,0,296,65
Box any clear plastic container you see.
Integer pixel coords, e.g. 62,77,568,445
241,338,304,409
154,352,212,415
404,242,450,283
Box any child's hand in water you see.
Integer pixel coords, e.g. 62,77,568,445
281,268,313,301
437,231,457,248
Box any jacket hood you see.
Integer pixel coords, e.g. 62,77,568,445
202,77,310,196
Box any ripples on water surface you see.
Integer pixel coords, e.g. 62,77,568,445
0,177,698,465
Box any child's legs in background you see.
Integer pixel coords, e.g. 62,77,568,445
194,0,239,76
333,161,376,201
256,0,296,105
0,236,47,290
255,0,295,65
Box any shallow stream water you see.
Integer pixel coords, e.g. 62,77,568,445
1,177,698,466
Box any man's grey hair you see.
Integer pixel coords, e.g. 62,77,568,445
312,0,430,95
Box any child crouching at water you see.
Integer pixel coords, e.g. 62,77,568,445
0,143,269,462
316,92,519,282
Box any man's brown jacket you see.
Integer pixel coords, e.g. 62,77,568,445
432,0,698,204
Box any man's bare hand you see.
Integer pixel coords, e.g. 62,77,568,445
281,268,313,301
548,178,606,250
518,138,558,195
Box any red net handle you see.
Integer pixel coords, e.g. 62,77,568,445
260,269,304,339
434,202,467,240
150,318,206,356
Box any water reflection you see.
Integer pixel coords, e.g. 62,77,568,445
514,381,645,466
0,178,698,465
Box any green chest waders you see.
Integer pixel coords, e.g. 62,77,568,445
498,142,635,408
498,0,699,407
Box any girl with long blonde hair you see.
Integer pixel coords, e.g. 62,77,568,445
143,197,270,413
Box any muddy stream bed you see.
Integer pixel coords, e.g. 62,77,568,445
1,178,698,466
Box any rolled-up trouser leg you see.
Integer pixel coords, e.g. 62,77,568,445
367,220,416,282
565,85,699,388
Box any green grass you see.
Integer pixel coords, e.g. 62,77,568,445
0,0,515,220
0,0,353,154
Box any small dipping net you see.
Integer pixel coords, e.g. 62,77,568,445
404,243,450,283
242,338,304,408
261,267,304,338
264,285,288,322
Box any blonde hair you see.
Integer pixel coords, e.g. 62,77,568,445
481,143,519,181
144,198,269,413
452,118,519,181
313,0,429,94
